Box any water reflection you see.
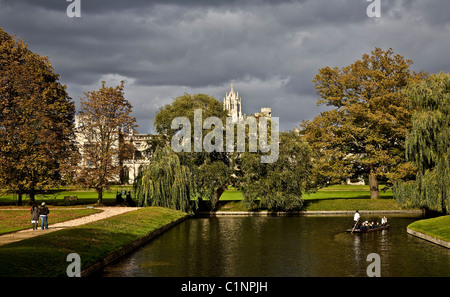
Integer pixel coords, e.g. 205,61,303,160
101,215,450,277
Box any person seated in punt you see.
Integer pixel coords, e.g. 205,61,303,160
360,221,369,231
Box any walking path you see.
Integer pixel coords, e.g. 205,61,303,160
0,207,140,247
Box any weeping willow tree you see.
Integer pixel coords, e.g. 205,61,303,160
240,130,314,211
134,146,196,212
394,72,450,214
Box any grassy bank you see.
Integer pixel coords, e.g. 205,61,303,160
0,207,187,277
407,215,450,243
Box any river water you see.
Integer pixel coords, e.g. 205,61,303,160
100,215,449,277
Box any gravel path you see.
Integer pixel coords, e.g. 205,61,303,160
0,207,140,247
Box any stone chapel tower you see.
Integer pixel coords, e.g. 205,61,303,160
223,82,242,121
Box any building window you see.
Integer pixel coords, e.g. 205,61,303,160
135,150,142,160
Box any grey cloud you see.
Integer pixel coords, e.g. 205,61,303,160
1,0,450,133
1,0,306,14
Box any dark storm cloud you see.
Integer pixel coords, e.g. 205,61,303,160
2,0,307,16
1,0,450,132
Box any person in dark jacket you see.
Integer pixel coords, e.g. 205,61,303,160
39,202,50,230
30,203,40,230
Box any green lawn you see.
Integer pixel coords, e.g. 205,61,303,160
1,184,392,205
219,184,393,201
1,184,399,212
408,215,450,242
217,184,401,211
303,198,401,211
302,185,393,200
219,188,244,200
0,186,133,205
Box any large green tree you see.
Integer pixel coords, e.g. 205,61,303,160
394,72,450,214
152,93,232,209
240,130,313,211
154,93,227,141
301,47,425,198
0,28,76,205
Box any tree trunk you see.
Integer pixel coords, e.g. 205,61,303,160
209,185,228,210
442,195,447,215
369,172,379,199
17,192,23,206
96,187,103,205
28,189,35,205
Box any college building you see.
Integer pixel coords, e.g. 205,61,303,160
75,83,272,184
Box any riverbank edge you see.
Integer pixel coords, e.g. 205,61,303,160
196,209,424,216
406,227,450,249
81,214,190,277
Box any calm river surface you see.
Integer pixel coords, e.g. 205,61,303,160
101,215,449,277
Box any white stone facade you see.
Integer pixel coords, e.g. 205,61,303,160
74,115,154,184
121,134,154,183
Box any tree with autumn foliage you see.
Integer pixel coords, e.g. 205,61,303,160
74,81,137,204
301,48,426,199
0,28,77,205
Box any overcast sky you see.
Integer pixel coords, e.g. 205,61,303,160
1,0,449,133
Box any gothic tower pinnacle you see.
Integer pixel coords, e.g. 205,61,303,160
223,82,242,120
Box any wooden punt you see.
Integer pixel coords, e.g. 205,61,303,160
346,224,390,233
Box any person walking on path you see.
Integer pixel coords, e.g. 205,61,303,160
30,203,40,230
39,202,50,230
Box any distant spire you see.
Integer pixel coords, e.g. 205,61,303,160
224,80,242,120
